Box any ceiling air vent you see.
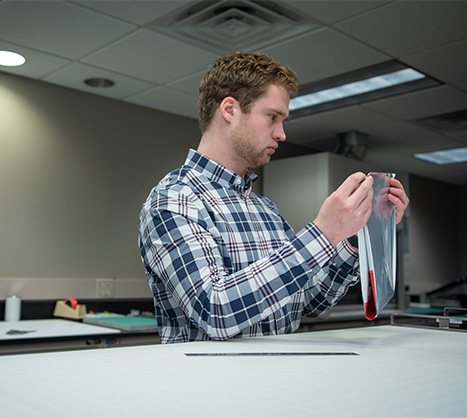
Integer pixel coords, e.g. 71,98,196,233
417,109,467,132
145,0,321,54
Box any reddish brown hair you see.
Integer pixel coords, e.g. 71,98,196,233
198,52,299,133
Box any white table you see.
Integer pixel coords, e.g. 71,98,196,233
0,319,159,354
0,325,465,418
0,319,121,340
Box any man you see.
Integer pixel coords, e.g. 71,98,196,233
139,52,409,344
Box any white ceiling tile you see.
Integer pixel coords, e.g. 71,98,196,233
262,28,388,85
43,62,156,99
363,121,462,153
402,40,467,85
444,129,467,145
335,1,467,56
0,40,70,78
456,80,467,94
73,0,195,25
125,85,198,119
362,86,467,121
0,1,136,59
449,163,467,179
285,0,391,24
289,105,395,136
82,29,218,84
166,70,205,96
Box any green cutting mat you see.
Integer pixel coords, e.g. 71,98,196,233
83,316,158,332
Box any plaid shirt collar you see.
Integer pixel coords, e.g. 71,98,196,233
185,149,258,195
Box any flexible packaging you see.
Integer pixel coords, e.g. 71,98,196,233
5,295,21,322
358,173,397,320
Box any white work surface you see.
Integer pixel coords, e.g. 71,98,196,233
0,319,121,340
0,325,464,418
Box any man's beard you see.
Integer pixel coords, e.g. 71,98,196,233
230,120,270,169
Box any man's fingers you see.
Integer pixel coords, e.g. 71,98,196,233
389,179,409,205
349,175,373,208
341,172,368,196
387,177,410,224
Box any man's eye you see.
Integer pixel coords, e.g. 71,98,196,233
269,114,276,120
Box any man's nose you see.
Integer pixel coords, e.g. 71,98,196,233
274,124,286,142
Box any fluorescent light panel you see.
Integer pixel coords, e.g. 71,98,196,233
289,68,425,111
414,147,467,165
288,61,440,118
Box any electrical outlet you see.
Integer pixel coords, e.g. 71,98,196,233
97,279,114,298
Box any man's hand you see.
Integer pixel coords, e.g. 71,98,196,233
314,172,374,247
388,177,410,225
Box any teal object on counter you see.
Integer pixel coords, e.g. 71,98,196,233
83,316,158,332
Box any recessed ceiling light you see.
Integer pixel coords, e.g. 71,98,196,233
414,147,467,165
84,78,115,88
0,50,26,67
289,61,441,118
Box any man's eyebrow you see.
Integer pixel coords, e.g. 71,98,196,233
270,109,289,118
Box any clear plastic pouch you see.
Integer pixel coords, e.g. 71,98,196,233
358,172,396,320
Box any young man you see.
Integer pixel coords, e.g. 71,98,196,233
139,52,409,343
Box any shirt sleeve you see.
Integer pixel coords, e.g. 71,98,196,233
301,237,360,317
139,184,359,340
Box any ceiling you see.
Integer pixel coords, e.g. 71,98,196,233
1,0,467,185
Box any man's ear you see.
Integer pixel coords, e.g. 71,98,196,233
219,97,237,123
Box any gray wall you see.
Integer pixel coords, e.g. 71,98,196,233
460,185,467,275
0,72,200,299
408,174,464,295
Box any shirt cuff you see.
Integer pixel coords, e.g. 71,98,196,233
338,239,359,262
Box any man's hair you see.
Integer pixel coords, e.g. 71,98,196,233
198,51,299,134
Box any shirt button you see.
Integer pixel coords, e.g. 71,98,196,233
235,178,242,185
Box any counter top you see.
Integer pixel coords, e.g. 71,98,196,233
0,325,464,417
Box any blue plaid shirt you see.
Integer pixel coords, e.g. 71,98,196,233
139,149,359,343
